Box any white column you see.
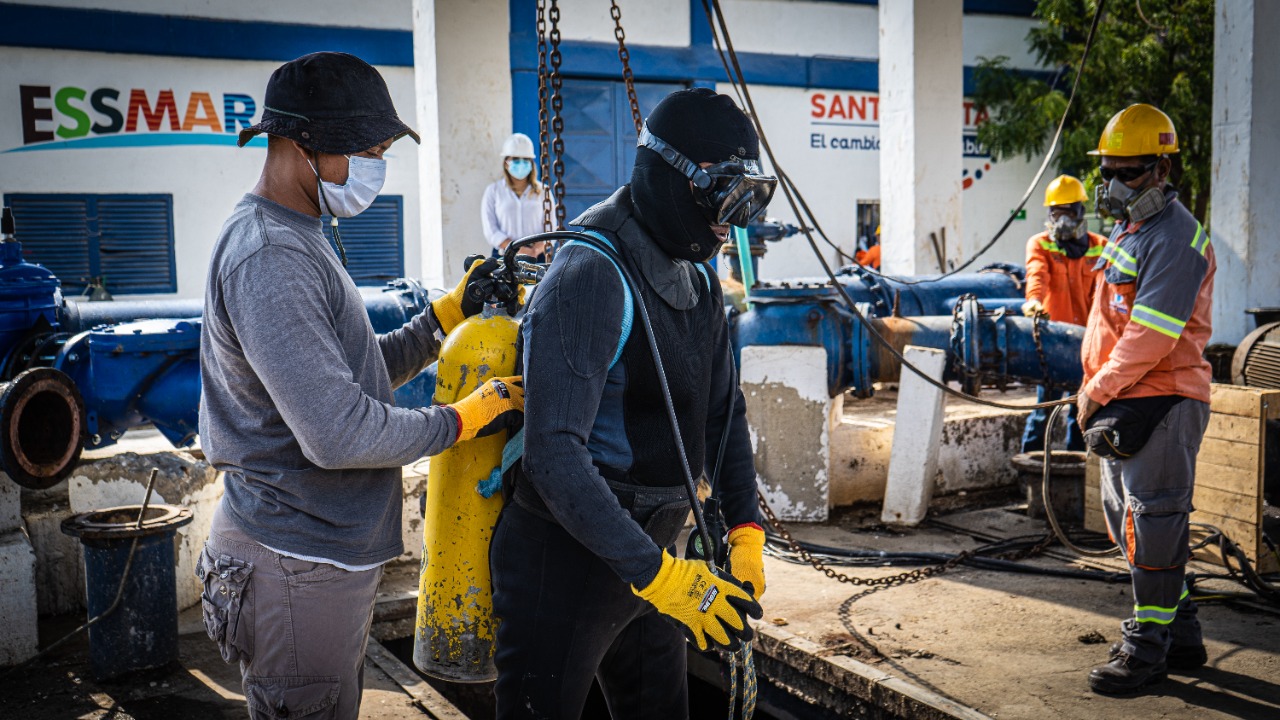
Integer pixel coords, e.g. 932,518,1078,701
881,346,946,526
878,0,964,276
413,0,512,289
1210,0,1280,344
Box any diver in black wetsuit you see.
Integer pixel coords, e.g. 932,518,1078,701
490,88,778,720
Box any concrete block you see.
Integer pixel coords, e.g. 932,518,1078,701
0,474,20,533
0,529,38,665
830,390,1031,506
881,347,947,525
22,481,84,616
67,452,221,611
742,345,841,522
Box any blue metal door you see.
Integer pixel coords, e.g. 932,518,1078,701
559,79,683,223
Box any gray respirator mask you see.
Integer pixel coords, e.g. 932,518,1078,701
1046,206,1087,243
1096,169,1167,223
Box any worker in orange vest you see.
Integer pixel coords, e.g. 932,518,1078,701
856,225,881,269
1079,104,1215,694
1019,175,1106,453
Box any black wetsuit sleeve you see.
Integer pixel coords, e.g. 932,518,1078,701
521,244,665,587
704,281,762,530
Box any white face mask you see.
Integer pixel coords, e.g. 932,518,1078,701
309,154,386,218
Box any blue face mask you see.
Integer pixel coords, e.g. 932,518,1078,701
507,159,533,180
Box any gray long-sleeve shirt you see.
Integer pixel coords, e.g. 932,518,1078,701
199,193,457,566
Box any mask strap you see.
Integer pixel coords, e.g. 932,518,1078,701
309,151,348,267
638,125,713,190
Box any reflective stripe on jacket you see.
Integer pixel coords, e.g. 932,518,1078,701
1081,193,1215,405
1024,230,1107,327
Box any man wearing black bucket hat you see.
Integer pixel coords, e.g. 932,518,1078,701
197,52,523,719
491,88,772,719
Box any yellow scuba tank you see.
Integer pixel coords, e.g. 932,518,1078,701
413,305,520,682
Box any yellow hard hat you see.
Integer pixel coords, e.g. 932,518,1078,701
1043,175,1088,207
1089,103,1179,156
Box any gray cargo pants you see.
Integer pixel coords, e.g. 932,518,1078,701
196,506,383,719
1099,398,1209,664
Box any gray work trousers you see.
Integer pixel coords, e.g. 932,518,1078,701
1099,398,1209,664
196,504,384,719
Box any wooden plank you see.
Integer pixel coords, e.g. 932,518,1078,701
1197,437,1262,474
1205,412,1262,445
365,638,469,720
1191,486,1261,524
1194,460,1260,497
1267,398,1280,421
1210,384,1266,418
1084,454,1107,533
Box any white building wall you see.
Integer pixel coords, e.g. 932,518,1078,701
556,0,690,47
0,47,420,300
715,0,879,57
33,0,412,29
726,82,1049,280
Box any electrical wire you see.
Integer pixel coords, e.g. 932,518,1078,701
699,0,1101,411
1042,403,1119,557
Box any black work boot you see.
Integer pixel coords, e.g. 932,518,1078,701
1109,641,1207,671
1089,652,1167,694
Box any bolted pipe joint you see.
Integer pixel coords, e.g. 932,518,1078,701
0,367,85,488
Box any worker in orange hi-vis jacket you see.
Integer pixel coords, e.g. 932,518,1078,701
1018,175,1106,453
1079,104,1216,695
855,225,881,269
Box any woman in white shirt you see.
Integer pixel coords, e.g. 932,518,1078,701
481,132,551,258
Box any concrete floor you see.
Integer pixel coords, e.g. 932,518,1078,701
5,502,1278,719
762,507,1280,720
0,615,429,720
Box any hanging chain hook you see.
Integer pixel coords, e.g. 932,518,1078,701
548,0,567,231
536,0,553,234
611,0,643,136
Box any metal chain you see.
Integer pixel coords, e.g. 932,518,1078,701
1031,310,1054,393
536,0,552,233
548,0,567,231
760,493,1055,601
759,494,973,589
610,0,643,136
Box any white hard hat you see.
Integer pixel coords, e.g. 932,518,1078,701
501,133,535,159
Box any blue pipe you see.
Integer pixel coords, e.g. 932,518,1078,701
732,288,1083,398
46,280,441,451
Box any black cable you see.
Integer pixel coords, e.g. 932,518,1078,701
1043,403,1118,557
507,231,717,565
697,2,1079,412
702,0,1107,284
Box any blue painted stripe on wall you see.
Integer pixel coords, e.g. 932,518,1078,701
0,2,414,66
4,133,268,153
509,33,991,95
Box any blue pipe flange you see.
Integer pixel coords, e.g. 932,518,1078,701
847,302,876,398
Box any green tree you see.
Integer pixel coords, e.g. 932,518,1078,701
972,0,1214,222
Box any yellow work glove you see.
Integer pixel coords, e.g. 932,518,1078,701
1021,298,1045,318
448,376,524,443
432,257,500,335
632,551,763,652
727,524,766,601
